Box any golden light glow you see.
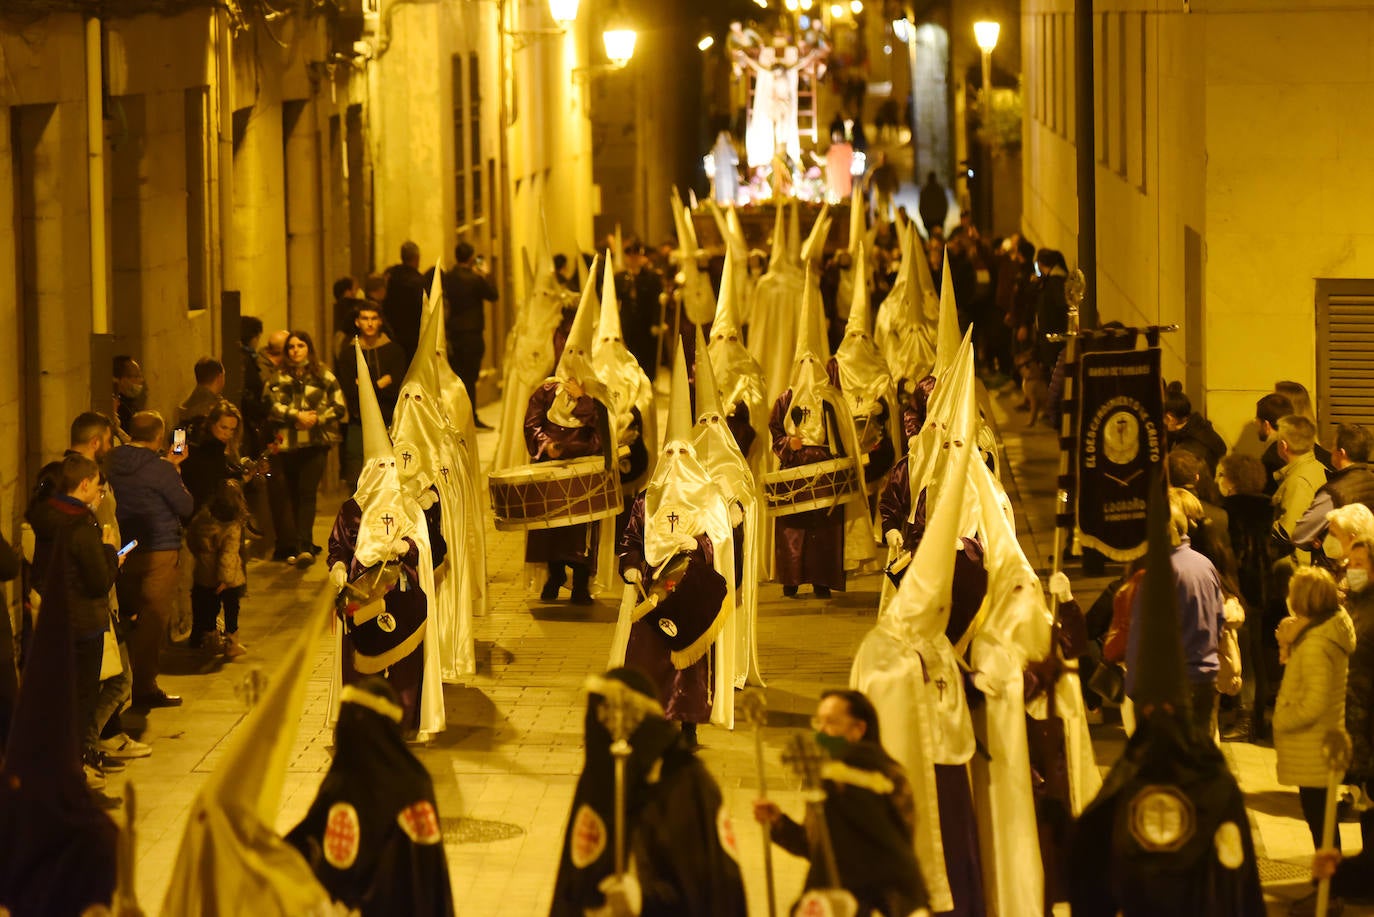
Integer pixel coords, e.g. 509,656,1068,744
974,20,1001,53
697,35,715,51
547,0,579,26
603,27,637,66
850,0,863,12
830,3,844,17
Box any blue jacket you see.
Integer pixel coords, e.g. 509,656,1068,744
106,445,194,552
1126,537,1224,697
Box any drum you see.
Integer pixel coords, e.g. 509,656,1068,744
762,457,861,517
488,456,623,531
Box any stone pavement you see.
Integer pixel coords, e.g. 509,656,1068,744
100,381,1370,915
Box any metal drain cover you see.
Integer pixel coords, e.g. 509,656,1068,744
1257,857,1311,883
440,816,525,844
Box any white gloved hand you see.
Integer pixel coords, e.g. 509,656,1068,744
972,671,1002,698
390,537,411,558
884,529,903,551
624,568,642,585
417,490,438,510
593,874,643,917
329,562,348,590
728,501,744,528
1048,571,1073,604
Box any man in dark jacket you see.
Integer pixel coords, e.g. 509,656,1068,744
106,411,193,709
26,453,122,790
433,242,498,428
918,171,949,238
1164,387,1228,475
384,241,427,366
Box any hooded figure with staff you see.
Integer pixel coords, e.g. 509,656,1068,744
612,346,738,740
327,340,447,740
548,668,747,917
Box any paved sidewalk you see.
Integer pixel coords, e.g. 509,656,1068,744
103,382,1370,915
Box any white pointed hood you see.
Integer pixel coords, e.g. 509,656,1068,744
934,252,961,379
787,198,803,267
643,346,730,569
911,225,940,323
835,242,894,419
785,268,834,446
906,332,981,539
593,249,654,448
555,255,602,387
883,378,975,646
708,246,767,427
767,200,787,273
847,191,865,257
971,455,1052,658
800,203,832,266
353,341,418,568
672,190,716,325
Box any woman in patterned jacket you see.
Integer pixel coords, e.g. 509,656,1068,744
265,330,346,567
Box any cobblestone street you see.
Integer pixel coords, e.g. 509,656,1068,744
106,384,1371,915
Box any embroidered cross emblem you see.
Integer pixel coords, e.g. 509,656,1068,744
666,512,680,533
400,450,413,468
440,466,450,479
381,513,395,535
933,676,947,700
798,406,811,423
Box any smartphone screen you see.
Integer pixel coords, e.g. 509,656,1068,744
173,428,186,454
117,539,138,558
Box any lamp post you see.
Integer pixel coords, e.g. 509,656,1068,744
973,19,999,233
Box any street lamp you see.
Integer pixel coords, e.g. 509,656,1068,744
602,22,637,68
973,20,999,232
547,0,579,27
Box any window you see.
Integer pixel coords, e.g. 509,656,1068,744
1316,281,1374,436
452,52,484,229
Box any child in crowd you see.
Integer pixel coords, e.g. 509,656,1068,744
186,480,249,658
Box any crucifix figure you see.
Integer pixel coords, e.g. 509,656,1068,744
666,511,680,533
381,513,395,536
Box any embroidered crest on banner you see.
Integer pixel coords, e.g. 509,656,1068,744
323,802,361,869
397,800,442,844
1214,821,1244,870
570,804,607,868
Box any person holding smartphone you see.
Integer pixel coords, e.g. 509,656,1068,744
26,453,124,804
105,411,193,710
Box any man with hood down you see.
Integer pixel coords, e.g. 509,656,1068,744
548,667,748,917
288,676,455,916
614,347,738,742
328,340,448,740
1069,478,1264,916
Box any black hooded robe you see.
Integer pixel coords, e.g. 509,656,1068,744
286,685,455,917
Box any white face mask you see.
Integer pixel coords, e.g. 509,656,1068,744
1348,568,1369,594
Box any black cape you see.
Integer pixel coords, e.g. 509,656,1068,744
286,681,455,917
1069,710,1264,916
0,534,118,916
549,669,748,917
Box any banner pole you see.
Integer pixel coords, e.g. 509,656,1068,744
1049,271,1087,609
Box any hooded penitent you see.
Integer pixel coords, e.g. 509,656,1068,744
707,200,752,330
966,452,1055,917
0,541,118,917
851,347,979,914
934,252,963,381
1069,480,1264,916
875,222,937,391
671,190,716,327
336,342,445,738
287,677,455,916
694,328,764,689
708,246,769,470
594,248,657,497
549,669,748,917
553,255,609,418
835,242,901,471
614,347,738,727
494,225,574,471
748,199,807,404
905,331,982,541
392,280,485,682
162,588,339,916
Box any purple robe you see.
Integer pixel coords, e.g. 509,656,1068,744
934,763,988,917
523,381,607,567
618,493,712,724
328,496,447,734
769,389,846,590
